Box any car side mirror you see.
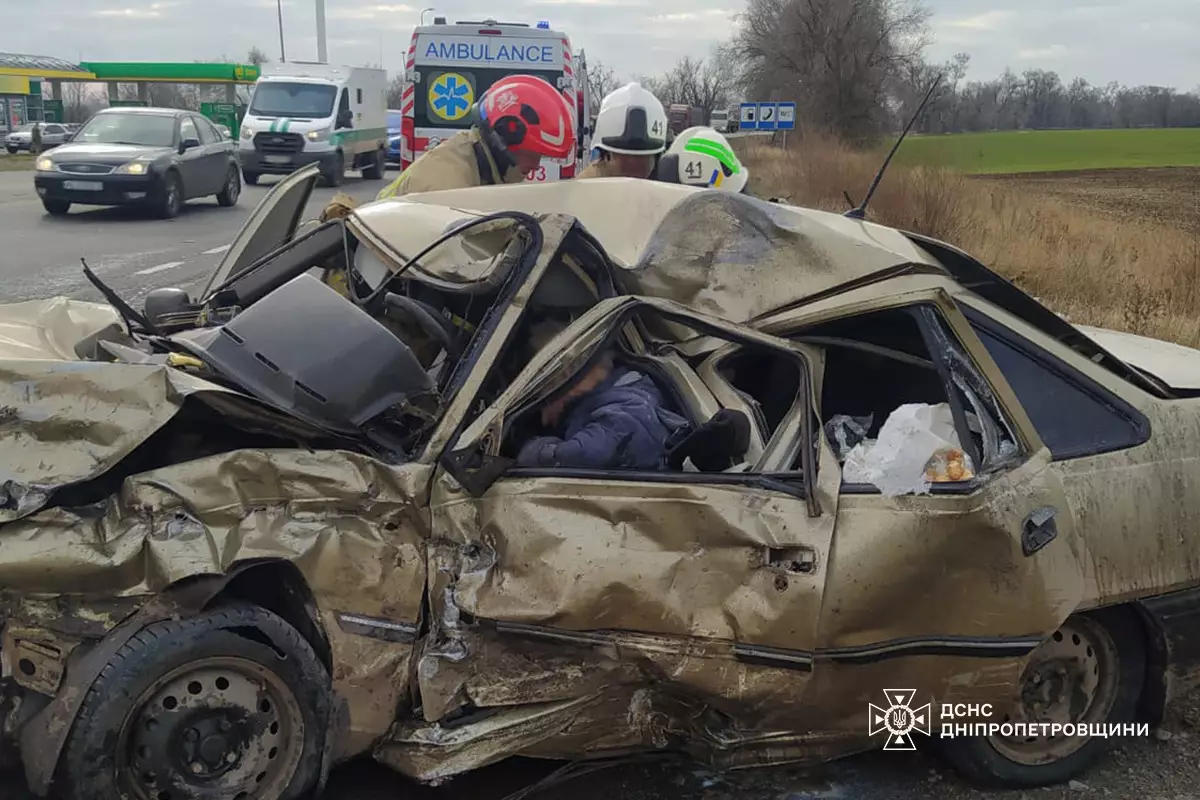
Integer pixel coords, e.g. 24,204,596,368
337,111,353,129
180,137,201,152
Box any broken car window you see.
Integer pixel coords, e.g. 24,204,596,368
792,304,1019,496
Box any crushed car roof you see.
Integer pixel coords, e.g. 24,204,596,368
351,178,948,324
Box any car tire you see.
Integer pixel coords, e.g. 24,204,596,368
42,199,71,216
6,146,17,154
937,607,1145,788
55,603,331,800
320,151,345,187
216,165,241,206
361,148,385,180
155,171,183,219
242,170,260,186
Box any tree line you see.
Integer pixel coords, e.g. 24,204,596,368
589,0,1199,142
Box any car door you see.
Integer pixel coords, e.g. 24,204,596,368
759,287,1086,736
197,162,320,301
410,295,842,760
193,115,228,193
175,115,207,198
42,124,66,146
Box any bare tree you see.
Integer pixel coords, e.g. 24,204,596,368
586,60,621,105
635,51,737,121
247,46,270,66
731,0,930,140
386,73,405,109
58,81,97,123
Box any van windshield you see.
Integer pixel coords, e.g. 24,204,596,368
250,82,337,119
413,66,562,131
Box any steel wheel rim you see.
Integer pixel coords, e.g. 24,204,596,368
988,617,1120,765
117,656,305,800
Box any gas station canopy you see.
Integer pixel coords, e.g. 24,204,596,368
80,62,261,84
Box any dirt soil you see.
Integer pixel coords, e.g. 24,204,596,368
976,167,1200,235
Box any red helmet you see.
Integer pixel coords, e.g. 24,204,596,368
479,75,576,161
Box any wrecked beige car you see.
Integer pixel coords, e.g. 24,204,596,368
3,162,1200,799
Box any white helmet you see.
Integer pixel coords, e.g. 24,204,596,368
656,125,748,193
592,82,668,156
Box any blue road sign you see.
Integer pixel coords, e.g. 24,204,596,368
757,102,778,130
777,102,797,130
739,102,758,130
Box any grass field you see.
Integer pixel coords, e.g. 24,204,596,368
0,153,33,172
739,135,1200,347
893,127,1200,174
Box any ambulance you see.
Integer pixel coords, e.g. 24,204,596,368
398,17,587,182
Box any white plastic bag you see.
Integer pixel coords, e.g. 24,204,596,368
839,403,973,497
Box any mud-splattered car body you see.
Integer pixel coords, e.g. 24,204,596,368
3,163,1200,796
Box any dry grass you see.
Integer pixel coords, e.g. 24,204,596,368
738,135,1200,348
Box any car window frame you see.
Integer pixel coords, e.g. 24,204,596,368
194,115,218,144
790,300,1023,497
449,299,822,507
178,115,200,144
958,303,1151,461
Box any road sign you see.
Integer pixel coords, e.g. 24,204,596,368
777,102,796,130
758,102,778,130
739,102,758,130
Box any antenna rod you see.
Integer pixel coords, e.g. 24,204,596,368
846,72,943,220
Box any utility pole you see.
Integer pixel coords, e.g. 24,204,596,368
315,0,328,63
276,0,287,62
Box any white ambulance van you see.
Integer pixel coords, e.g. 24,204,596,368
398,18,581,182
239,62,388,187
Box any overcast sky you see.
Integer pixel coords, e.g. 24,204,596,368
11,0,1199,92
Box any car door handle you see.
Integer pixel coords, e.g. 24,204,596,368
1022,506,1058,557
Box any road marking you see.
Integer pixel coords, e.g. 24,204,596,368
202,244,232,255
135,261,185,276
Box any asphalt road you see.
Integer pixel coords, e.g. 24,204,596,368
0,167,386,308
3,157,1200,799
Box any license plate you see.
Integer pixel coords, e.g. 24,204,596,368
264,155,291,165
63,180,103,191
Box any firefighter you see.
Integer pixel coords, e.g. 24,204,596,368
376,74,576,200
653,125,750,194
577,82,668,180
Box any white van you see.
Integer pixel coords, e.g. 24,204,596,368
239,62,388,187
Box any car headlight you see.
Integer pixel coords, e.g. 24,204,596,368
35,157,55,172
306,128,331,141
115,161,149,175
240,127,254,140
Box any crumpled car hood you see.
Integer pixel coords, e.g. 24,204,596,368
0,296,122,360
0,297,241,522
1078,324,1200,390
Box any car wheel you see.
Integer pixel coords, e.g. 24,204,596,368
242,170,260,186
320,152,344,187
56,603,331,800
156,171,183,219
361,148,385,180
938,608,1145,788
6,146,17,154
42,199,71,216
216,165,241,206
